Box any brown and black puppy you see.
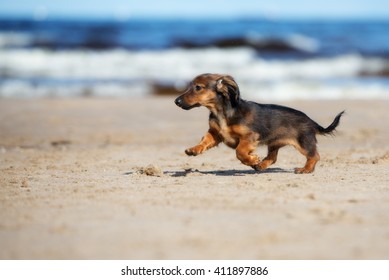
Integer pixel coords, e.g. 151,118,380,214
174,73,344,173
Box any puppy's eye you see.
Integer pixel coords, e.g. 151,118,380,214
195,85,202,91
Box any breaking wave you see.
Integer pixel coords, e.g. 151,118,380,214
0,47,388,99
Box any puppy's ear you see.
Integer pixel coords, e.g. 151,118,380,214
216,76,240,107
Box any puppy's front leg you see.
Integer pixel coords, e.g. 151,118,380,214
235,138,260,169
185,130,220,156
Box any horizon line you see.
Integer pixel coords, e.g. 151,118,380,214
1,13,389,22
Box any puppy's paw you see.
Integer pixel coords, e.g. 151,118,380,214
257,161,271,171
294,167,314,174
252,165,261,171
185,149,196,156
251,162,265,172
185,146,202,156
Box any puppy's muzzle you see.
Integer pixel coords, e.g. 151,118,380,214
174,96,199,110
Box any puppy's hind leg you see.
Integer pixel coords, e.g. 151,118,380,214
257,145,282,170
295,150,320,174
294,135,320,174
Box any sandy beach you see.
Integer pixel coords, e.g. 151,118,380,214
0,97,388,259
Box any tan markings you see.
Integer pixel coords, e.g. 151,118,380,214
235,138,260,167
295,151,320,174
230,125,250,136
270,137,299,148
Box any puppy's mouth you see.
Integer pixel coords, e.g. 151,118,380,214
180,103,201,110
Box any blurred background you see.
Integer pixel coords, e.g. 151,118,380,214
0,0,388,100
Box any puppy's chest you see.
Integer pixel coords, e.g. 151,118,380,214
210,119,239,148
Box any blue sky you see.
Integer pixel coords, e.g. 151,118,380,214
0,0,388,20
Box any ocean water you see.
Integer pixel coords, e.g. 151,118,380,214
0,18,388,99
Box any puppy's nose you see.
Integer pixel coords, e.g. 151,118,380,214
175,97,182,107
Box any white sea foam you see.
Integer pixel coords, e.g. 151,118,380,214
246,33,320,53
0,48,388,99
0,32,31,48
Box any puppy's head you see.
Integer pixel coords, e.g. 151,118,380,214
174,73,240,110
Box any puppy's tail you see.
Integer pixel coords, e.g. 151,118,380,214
316,111,345,135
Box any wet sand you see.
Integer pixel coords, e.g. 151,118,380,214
0,97,388,259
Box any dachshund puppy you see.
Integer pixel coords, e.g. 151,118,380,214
174,73,344,173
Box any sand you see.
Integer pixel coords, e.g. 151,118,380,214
0,97,389,259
